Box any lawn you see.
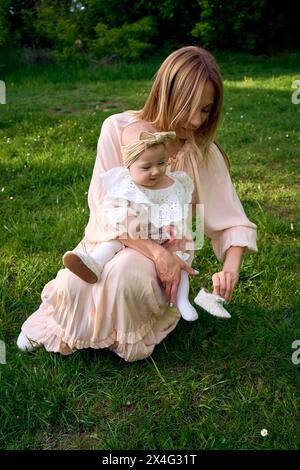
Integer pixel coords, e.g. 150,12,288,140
0,52,299,450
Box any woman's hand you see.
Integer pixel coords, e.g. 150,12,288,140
154,249,197,305
212,246,245,302
120,236,197,305
212,270,239,303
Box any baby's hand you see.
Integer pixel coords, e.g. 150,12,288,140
160,224,175,248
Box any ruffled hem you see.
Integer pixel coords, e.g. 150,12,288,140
21,279,181,361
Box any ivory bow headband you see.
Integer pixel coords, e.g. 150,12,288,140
121,131,177,168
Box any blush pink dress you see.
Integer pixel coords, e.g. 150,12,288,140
20,112,258,361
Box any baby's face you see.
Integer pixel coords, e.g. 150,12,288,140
129,144,167,188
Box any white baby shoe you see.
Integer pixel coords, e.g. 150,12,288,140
62,251,103,283
194,288,231,319
17,332,41,352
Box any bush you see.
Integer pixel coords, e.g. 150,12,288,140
91,17,156,60
191,0,299,53
0,0,299,71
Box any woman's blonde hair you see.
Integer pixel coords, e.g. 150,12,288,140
133,46,229,167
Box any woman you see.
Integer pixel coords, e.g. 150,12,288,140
18,46,257,361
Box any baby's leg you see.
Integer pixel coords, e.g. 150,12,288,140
90,240,123,266
176,270,198,321
63,240,123,284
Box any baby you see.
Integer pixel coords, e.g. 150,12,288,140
63,131,231,320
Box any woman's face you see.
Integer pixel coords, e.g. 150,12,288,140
175,80,215,140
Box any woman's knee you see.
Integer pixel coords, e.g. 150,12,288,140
56,268,90,298
104,247,156,282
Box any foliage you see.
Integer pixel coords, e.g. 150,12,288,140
91,17,156,60
191,0,299,53
0,0,299,68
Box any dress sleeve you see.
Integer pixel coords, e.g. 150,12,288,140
84,116,123,242
199,143,258,262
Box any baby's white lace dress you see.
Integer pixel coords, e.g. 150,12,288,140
95,167,194,255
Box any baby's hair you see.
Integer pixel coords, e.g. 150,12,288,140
121,130,176,168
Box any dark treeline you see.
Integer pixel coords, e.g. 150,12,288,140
0,0,299,66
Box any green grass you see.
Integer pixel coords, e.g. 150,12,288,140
0,52,299,450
